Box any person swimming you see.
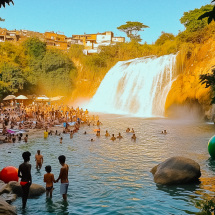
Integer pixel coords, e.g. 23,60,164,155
117,133,123,139
131,134,137,141
84,131,87,135
131,128,135,133
96,130,100,137
126,128,130,132
91,139,95,142
105,130,110,137
60,137,63,143
110,134,116,141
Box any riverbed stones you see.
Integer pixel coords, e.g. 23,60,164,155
6,181,45,197
151,157,201,185
0,197,16,215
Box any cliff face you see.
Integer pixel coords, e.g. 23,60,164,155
70,58,105,102
165,39,215,119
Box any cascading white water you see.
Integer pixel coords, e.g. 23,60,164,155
86,54,176,117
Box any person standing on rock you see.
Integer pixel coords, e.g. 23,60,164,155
55,155,69,201
18,151,32,209
35,150,43,169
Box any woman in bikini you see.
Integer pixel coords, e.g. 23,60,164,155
18,151,32,209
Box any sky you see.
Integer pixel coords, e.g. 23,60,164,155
0,0,211,44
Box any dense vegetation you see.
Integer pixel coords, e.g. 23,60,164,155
0,37,77,99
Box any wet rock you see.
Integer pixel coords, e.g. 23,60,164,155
1,193,17,203
28,183,46,197
151,157,201,185
0,181,10,195
7,181,45,197
0,197,16,215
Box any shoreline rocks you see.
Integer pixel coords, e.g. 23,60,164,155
7,181,45,197
0,180,45,215
151,157,201,185
0,197,16,215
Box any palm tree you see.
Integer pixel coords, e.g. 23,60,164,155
198,1,215,24
0,0,14,8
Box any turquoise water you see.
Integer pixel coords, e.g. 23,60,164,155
0,114,215,214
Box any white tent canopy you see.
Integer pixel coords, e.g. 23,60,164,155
35,96,50,101
50,96,64,101
3,95,16,100
16,95,28,100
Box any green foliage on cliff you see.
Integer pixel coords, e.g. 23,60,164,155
180,4,213,32
0,38,77,99
200,68,215,104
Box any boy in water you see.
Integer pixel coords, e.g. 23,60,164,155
105,130,110,137
18,151,32,209
24,134,28,143
55,155,69,201
44,165,55,198
110,134,116,141
35,150,43,169
131,134,137,141
117,133,123,139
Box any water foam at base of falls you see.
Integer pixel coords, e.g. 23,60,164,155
86,54,176,117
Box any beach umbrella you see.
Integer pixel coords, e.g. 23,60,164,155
50,96,64,101
16,95,28,100
3,95,16,100
35,96,50,101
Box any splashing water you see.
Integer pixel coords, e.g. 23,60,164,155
86,54,177,117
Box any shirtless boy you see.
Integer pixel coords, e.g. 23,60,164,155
44,165,55,198
24,134,28,143
35,150,43,169
55,155,69,201
110,134,116,141
18,151,32,209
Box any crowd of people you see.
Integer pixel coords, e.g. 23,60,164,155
0,100,144,210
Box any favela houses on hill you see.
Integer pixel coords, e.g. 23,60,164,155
2,0,215,214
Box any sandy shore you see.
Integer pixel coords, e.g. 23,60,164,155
0,126,65,149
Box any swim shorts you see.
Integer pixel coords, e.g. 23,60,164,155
60,183,69,195
46,186,53,191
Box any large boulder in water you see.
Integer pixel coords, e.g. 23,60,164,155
0,197,16,215
6,181,45,197
151,157,201,185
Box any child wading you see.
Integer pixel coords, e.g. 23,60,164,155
44,165,55,198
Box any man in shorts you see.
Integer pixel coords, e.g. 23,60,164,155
35,150,43,169
55,155,69,201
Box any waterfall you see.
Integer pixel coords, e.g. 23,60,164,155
86,54,176,117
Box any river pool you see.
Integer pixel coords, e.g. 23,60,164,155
0,114,215,215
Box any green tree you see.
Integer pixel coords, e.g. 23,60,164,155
22,37,46,59
0,62,25,94
155,32,175,46
117,21,149,42
0,0,14,8
0,0,14,21
200,68,215,104
180,4,214,32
